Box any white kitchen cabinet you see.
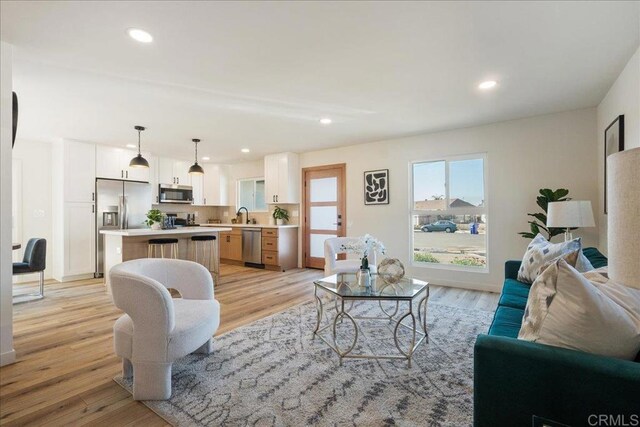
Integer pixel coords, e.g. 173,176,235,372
52,140,97,281
64,202,95,276
192,164,229,206
204,164,229,206
149,156,160,204
174,160,191,185
95,145,150,182
264,152,299,204
191,173,204,205
157,158,191,186
64,140,96,203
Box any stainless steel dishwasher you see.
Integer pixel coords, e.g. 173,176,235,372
242,228,262,265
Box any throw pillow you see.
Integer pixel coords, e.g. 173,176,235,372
518,259,640,360
517,234,593,284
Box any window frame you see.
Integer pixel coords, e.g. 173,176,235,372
236,177,267,212
409,152,489,273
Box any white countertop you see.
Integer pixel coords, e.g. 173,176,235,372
200,223,299,229
100,226,232,237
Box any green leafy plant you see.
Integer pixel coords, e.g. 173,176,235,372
518,188,571,240
451,256,486,267
272,206,289,222
145,209,164,227
414,252,440,263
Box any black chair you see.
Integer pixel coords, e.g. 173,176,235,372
13,238,46,303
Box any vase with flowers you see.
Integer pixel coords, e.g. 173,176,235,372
340,234,386,289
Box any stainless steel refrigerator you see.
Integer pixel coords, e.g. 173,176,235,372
95,179,152,277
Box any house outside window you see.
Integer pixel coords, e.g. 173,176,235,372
410,154,488,271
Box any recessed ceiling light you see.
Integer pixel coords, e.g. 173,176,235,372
202,156,210,161
126,144,136,149
127,28,153,43
241,148,250,153
319,118,332,125
478,80,497,90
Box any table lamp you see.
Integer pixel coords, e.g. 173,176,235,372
546,201,595,241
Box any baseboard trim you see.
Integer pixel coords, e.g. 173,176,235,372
0,349,16,366
53,273,95,283
429,279,502,294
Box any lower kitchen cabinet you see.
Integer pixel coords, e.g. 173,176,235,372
220,229,243,263
261,228,298,272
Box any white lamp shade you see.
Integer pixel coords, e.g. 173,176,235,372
546,201,595,228
608,147,640,289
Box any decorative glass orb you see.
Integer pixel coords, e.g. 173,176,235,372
377,258,405,284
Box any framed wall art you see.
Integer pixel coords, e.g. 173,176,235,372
364,169,389,205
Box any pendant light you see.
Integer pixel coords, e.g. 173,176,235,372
188,138,204,175
129,125,149,168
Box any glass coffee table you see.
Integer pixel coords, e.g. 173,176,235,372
313,273,429,367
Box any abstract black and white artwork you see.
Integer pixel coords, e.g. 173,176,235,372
364,169,389,205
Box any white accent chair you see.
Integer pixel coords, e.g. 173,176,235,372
110,258,220,400
324,237,378,276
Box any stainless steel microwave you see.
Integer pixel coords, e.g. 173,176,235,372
159,184,193,204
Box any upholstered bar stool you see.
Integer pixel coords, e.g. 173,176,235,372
190,235,218,284
148,238,179,259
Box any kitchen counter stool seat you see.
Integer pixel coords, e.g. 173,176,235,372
148,238,179,259
190,235,218,285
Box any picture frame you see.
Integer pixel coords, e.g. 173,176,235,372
364,169,389,205
604,115,624,214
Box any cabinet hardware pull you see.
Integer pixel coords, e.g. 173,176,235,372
126,170,128,179
92,205,95,213
177,177,179,184
92,192,95,201
121,170,124,178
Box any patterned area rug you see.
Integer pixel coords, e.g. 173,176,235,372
114,299,493,426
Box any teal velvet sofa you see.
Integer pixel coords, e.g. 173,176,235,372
474,248,640,427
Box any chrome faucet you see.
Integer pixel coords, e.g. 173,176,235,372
236,206,250,224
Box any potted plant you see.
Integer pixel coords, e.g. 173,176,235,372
145,209,164,230
518,188,573,240
272,206,289,225
340,234,386,289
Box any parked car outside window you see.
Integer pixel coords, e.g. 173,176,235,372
421,220,457,233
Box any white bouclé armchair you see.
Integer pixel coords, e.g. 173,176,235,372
110,258,220,400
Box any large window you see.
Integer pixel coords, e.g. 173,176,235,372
411,154,487,270
237,178,266,212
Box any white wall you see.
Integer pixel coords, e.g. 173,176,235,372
0,41,15,366
596,46,640,253
12,139,53,281
300,108,599,292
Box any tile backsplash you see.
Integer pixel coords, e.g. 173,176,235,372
154,203,300,226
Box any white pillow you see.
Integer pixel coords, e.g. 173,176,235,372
517,234,593,284
518,259,640,360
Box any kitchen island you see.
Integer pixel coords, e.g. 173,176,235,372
100,226,232,289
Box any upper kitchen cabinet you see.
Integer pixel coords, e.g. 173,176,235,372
95,145,150,182
61,140,96,203
158,157,191,186
264,152,299,204
192,164,229,206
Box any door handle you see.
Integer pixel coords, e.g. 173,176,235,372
333,222,342,226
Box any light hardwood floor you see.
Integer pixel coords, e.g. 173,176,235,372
0,266,498,426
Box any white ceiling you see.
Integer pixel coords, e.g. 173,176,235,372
1,1,639,163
